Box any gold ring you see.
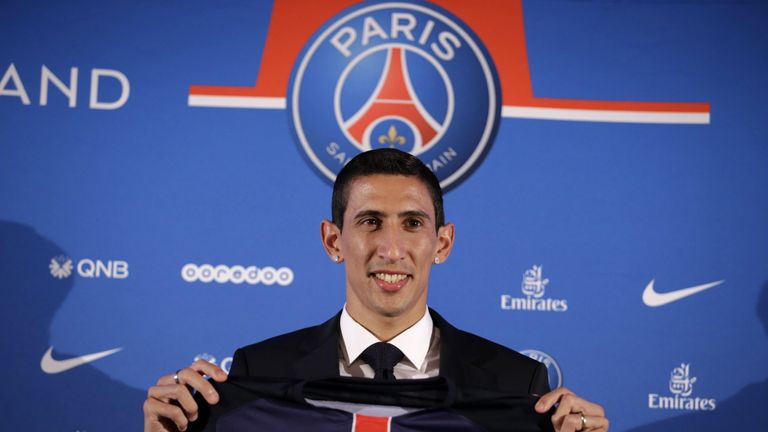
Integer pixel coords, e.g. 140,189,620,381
579,411,587,430
173,369,182,385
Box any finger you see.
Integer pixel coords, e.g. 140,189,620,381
551,392,578,429
557,412,582,432
155,360,226,387
553,399,609,432
581,400,605,418
189,359,228,381
583,415,610,431
559,413,610,432
176,368,220,404
535,387,574,412
156,373,177,386
559,394,605,418
144,398,189,431
148,384,200,421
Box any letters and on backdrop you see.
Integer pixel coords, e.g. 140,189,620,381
1,1,766,431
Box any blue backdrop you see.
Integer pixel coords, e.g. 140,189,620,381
1,1,767,430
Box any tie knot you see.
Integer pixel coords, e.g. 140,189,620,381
360,342,404,381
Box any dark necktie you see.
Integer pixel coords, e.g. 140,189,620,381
360,342,404,381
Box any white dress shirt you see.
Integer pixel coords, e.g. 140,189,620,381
338,306,440,379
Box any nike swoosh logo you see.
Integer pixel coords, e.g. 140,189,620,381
642,279,724,307
40,346,123,374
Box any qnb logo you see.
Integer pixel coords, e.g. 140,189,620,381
194,353,233,375
289,2,499,190
49,255,73,279
500,265,568,312
49,255,129,279
648,363,717,411
520,349,562,390
181,263,294,286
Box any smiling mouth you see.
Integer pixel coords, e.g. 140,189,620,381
374,273,408,283
370,272,410,291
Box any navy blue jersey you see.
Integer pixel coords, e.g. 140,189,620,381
191,376,554,432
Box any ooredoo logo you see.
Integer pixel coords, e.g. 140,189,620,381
288,2,499,189
181,263,294,286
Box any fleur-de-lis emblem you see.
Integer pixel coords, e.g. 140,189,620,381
378,125,406,148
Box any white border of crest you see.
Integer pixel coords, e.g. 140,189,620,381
290,1,497,189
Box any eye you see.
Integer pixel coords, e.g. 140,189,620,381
361,218,380,227
405,218,423,229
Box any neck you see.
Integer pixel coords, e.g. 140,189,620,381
345,305,426,341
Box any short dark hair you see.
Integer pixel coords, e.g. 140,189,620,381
332,149,444,231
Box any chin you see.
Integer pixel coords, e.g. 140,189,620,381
372,300,417,319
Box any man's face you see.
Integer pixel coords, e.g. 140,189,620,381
323,175,454,327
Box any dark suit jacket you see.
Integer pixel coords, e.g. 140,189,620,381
230,308,550,396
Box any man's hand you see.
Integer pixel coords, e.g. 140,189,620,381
143,359,228,432
535,387,609,432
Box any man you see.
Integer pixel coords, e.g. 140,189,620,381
144,149,608,432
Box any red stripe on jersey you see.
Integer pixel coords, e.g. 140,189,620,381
353,413,390,432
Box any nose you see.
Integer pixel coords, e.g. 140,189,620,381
376,225,405,261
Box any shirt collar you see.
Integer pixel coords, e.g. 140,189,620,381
340,306,433,370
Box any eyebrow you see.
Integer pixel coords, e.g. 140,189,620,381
353,210,384,221
399,210,431,221
353,209,432,221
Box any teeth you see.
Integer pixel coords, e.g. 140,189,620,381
375,273,407,283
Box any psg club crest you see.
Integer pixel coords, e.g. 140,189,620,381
288,1,501,190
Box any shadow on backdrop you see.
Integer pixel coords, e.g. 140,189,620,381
627,281,768,431
0,220,144,431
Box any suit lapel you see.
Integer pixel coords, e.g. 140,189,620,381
431,308,500,389
292,311,342,380
292,309,500,387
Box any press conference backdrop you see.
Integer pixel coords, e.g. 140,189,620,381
1,0,767,430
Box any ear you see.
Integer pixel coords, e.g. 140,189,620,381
434,222,455,264
320,219,343,262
